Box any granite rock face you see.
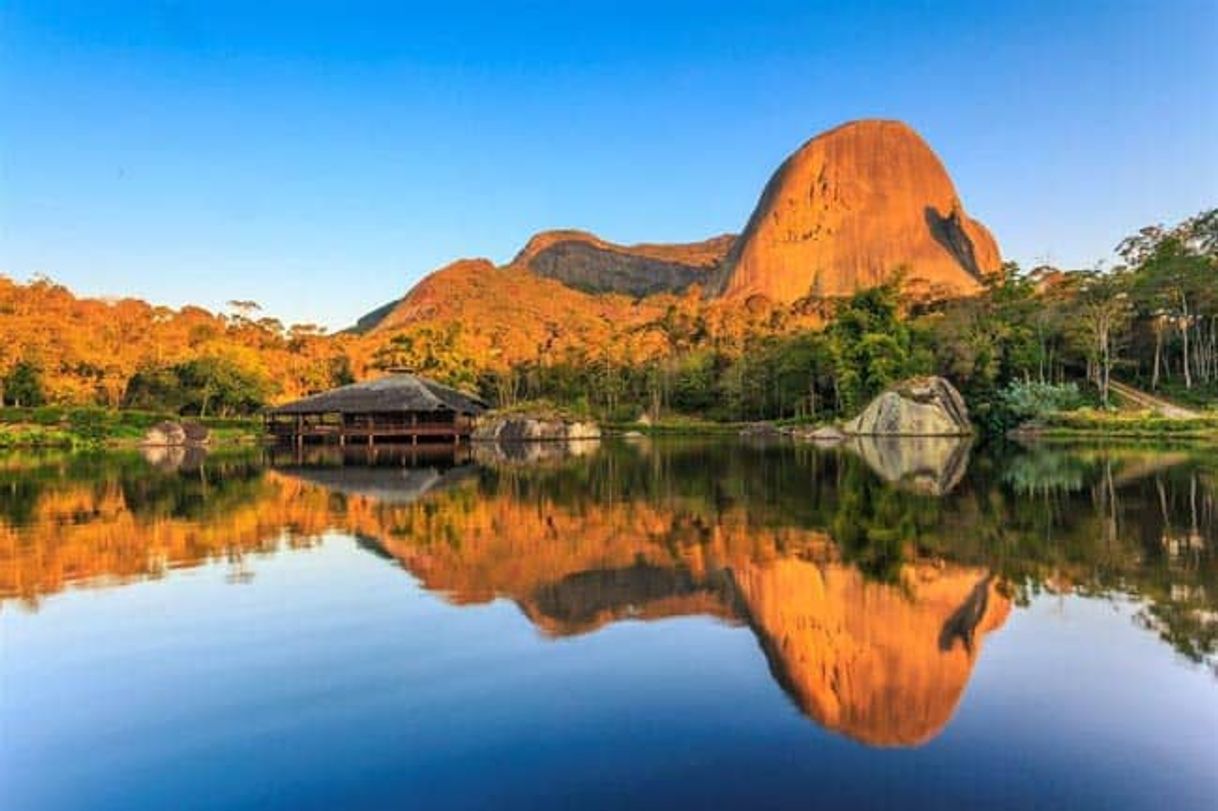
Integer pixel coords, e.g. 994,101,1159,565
512,230,734,297
843,377,972,436
707,119,1001,303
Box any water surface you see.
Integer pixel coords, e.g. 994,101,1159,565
2,439,1215,810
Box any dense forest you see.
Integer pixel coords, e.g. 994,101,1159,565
0,283,360,415
0,209,1213,427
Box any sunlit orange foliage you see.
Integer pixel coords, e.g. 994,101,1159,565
0,276,362,406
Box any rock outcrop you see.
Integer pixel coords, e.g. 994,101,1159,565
140,421,211,447
472,437,601,465
707,119,1001,303
472,415,601,443
843,377,972,436
355,119,1002,368
511,229,734,296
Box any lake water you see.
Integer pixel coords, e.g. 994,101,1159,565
2,438,1215,810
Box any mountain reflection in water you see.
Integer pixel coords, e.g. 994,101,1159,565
1,438,1215,748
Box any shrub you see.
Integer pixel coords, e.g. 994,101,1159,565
1000,381,1087,422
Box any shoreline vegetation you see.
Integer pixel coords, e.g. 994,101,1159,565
1011,410,1218,440
0,406,261,450
1,401,1216,451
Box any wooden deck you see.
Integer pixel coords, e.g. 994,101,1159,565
264,413,474,447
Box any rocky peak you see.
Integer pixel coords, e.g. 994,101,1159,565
707,119,1001,303
511,229,735,297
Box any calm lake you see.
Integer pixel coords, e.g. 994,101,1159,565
2,437,1215,810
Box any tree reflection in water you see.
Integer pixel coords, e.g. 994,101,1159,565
0,437,1214,744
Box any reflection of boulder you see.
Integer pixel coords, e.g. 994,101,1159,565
139,445,208,472
472,438,600,465
847,435,973,495
844,377,971,436
729,560,1009,747
473,416,601,443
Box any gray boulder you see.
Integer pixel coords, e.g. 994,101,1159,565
140,420,211,447
843,377,972,436
472,416,601,443
141,421,187,447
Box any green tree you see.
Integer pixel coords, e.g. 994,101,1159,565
174,356,271,416
1120,209,1217,390
3,360,46,407
1068,269,1133,407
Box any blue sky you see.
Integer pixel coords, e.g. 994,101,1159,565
2,1,1215,329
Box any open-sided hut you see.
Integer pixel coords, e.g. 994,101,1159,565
265,374,487,446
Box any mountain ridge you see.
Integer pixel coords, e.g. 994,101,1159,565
352,119,1001,360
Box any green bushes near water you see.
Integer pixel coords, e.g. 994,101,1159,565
0,406,261,449
1032,409,1218,437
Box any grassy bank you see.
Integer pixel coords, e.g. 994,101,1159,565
1017,408,1218,439
0,407,262,450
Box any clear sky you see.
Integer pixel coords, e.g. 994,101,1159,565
2,1,1215,330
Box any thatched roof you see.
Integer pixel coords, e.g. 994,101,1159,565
268,374,487,416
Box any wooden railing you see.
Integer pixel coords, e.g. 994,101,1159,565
265,418,472,445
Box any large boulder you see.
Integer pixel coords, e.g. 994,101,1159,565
472,437,601,466
472,415,601,443
141,421,186,447
843,377,972,436
140,420,211,447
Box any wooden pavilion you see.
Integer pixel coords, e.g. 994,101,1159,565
265,373,487,447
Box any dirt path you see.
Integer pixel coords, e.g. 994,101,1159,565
1108,380,1201,418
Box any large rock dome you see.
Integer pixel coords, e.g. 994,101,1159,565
708,119,1001,302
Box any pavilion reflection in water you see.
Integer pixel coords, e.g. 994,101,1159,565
3,437,1214,746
